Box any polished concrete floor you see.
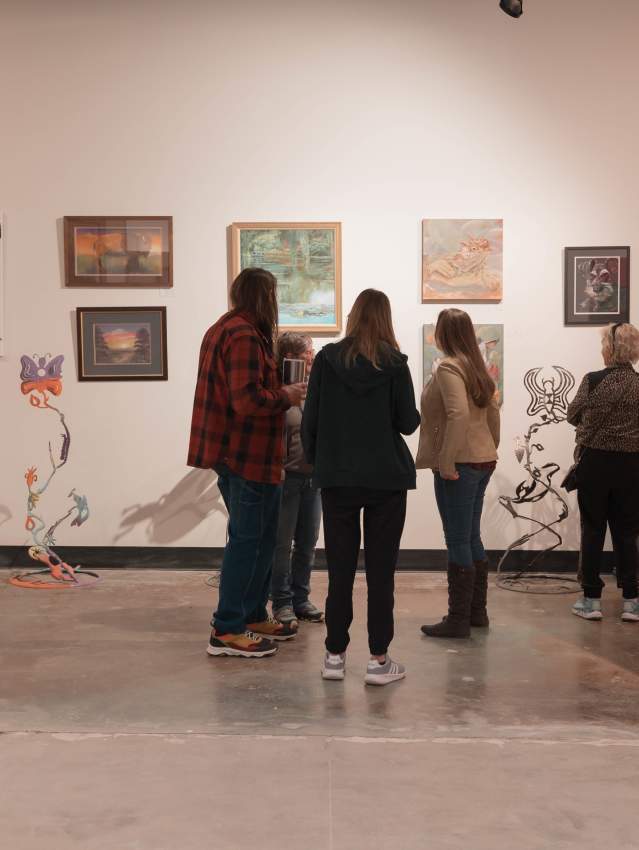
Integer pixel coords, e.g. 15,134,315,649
2,569,639,849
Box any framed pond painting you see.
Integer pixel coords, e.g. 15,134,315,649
230,222,342,333
64,216,173,287
76,307,168,381
564,246,630,325
422,219,503,302
423,323,504,405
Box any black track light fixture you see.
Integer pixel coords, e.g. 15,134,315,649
500,0,523,17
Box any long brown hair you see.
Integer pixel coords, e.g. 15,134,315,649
230,267,278,346
343,289,400,368
435,308,495,408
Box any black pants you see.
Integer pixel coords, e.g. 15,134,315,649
577,449,639,599
321,487,407,656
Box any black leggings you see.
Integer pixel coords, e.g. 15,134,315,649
577,449,639,599
321,487,407,656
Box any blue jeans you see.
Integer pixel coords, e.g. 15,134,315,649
270,473,321,610
434,465,493,568
213,468,282,634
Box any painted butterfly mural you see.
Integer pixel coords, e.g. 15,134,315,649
20,353,64,398
12,353,94,588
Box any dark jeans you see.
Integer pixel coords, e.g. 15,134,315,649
213,468,282,634
321,487,407,656
577,448,639,600
434,464,493,568
270,472,321,610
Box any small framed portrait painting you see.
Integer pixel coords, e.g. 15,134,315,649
64,216,173,287
76,307,168,381
564,246,630,325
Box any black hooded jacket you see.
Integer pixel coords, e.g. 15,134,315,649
301,341,421,490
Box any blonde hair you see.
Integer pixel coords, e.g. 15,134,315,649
435,308,495,408
601,323,639,366
343,289,400,368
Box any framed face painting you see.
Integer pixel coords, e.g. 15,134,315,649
423,323,504,405
564,246,630,325
76,307,168,380
230,222,342,333
422,219,503,302
64,216,173,287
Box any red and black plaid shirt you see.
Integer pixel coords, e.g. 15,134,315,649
188,311,290,484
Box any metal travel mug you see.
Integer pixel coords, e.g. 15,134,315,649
282,358,306,384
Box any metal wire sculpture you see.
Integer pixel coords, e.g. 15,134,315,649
10,353,97,589
497,366,580,593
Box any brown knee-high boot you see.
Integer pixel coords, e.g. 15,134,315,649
421,563,475,638
470,559,490,628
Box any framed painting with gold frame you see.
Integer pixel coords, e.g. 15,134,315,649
230,222,342,333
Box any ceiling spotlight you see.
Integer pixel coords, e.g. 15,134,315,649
499,0,523,17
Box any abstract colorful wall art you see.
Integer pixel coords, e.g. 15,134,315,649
422,219,503,302
12,353,94,588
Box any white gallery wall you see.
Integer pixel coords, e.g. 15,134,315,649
1,0,637,552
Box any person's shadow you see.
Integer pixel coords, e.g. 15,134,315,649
114,470,226,544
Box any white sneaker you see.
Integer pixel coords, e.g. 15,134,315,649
621,599,639,622
364,657,406,686
572,596,602,620
322,652,345,680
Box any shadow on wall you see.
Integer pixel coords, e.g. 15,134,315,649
0,505,12,528
114,470,226,544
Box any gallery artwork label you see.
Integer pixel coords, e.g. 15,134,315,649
422,219,503,303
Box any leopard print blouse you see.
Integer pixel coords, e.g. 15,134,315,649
567,364,639,453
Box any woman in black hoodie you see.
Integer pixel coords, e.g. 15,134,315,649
302,290,420,686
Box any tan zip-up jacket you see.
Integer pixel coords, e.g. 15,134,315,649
416,358,500,476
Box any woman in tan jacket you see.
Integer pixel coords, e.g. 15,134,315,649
416,309,500,638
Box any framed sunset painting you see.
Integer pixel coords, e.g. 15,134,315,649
64,216,172,287
422,219,503,302
230,222,342,333
76,307,167,380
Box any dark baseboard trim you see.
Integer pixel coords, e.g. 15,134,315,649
0,545,616,573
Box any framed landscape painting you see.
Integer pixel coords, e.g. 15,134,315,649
230,222,342,333
422,219,503,302
64,216,172,287
76,307,168,380
423,323,504,405
564,246,630,325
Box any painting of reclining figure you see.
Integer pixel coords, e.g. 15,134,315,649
422,219,503,302
231,222,342,333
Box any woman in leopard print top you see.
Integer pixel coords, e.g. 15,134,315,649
567,323,639,622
